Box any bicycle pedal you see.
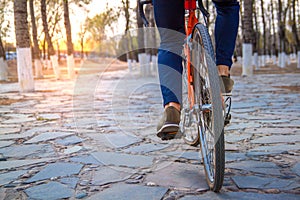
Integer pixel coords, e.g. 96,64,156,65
222,92,232,97
224,114,231,126
159,131,183,140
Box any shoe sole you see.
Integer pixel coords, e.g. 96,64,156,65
157,124,181,140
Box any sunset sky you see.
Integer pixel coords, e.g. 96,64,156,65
70,0,137,39
5,0,137,51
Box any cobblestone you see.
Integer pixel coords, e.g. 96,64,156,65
0,64,299,199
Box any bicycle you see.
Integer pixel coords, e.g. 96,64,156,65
139,0,231,192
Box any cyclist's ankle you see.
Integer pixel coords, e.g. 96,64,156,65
165,102,181,112
218,65,230,76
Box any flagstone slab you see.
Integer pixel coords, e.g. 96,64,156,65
226,122,261,131
167,151,202,161
60,177,79,189
25,131,74,144
91,152,153,168
26,162,83,183
144,162,208,190
0,158,53,170
87,133,141,149
0,107,13,114
87,184,168,200
232,176,297,190
36,114,61,121
0,141,14,148
0,132,35,140
124,143,169,154
25,181,74,200
91,166,133,186
292,163,300,176
227,160,281,176
250,144,300,154
225,134,252,143
0,126,52,140
64,146,83,154
225,152,247,162
251,134,300,144
0,127,20,134
180,192,300,200
70,155,102,165
55,136,83,146
0,170,27,186
0,144,55,158
2,117,36,124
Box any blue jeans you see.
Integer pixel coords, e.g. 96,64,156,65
153,0,240,106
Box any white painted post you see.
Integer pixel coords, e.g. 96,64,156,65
261,55,266,67
133,59,137,70
279,52,286,68
16,48,34,92
45,59,51,70
145,54,151,76
151,55,158,76
298,51,300,69
0,57,8,81
253,52,258,69
237,56,242,64
67,54,75,79
266,55,270,64
34,59,43,78
242,43,253,76
272,55,276,65
50,55,60,79
138,53,146,76
287,54,291,66
127,59,132,72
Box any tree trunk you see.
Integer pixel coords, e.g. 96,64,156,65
122,0,133,72
277,0,290,68
253,1,259,68
270,0,277,63
0,36,8,81
260,0,266,66
64,0,75,79
136,0,146,76
143,4,152,76
14,0,34,92
292,0,300,68
29,0,43,79
149,4,157,75
41,0,60,78
242,0,254,76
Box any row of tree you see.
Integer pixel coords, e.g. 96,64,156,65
0,0,135,92
0,0,299,91
0,0,93,91
241,0,300,72
121,0,300,71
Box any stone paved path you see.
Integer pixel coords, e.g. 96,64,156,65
0,61,299,199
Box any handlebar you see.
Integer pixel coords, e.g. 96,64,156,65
139,0,152,27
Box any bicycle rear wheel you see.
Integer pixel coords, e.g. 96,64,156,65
191,23,225,192
181,61,200,146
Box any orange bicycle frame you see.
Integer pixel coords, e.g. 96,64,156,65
185,0,199,108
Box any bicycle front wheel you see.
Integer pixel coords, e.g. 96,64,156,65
191,23,225,192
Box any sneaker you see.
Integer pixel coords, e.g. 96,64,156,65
156,106,181,140
220,76,234,94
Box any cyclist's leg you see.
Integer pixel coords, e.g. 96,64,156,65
153,0,185,108
153,0,185,139
213,0,239,77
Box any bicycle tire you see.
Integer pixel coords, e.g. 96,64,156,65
191,23,225,192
